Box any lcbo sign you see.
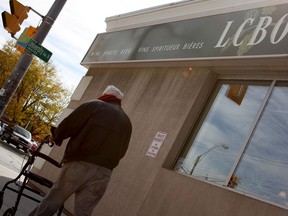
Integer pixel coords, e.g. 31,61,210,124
215,14,288,48
82,3,288,65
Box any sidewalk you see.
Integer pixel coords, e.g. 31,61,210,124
0,162,66,216
0,164,39,215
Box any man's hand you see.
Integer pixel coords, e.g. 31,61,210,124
49,134,55,143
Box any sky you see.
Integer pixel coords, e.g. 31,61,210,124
0,0,179,90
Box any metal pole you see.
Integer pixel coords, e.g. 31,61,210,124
189,144,229,175
0,0,67,118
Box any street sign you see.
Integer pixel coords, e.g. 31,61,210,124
17,31,52,62
26,39,52,62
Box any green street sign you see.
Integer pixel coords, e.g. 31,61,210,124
25,39,52,63
17,30,52,63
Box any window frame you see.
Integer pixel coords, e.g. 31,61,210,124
224,80,276,186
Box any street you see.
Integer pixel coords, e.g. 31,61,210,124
0,139,28,177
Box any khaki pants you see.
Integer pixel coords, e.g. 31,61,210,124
28,161,112,216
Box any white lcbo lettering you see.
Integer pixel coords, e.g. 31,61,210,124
215,13,288,48
234,18,254,46
271,13,288,44
247,16,272,45
214,21,233,47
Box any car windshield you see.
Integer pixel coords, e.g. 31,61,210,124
14,126,31,140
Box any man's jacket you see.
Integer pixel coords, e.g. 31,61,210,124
53,99,132,170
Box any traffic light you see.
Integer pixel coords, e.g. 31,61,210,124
1,0,30,36
23,26,37,37
2,11,20,35
225,84,248,105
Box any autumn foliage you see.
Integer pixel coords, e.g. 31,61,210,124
0,40,71,142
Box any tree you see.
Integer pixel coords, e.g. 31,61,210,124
0,40,72,141
0,41,20,87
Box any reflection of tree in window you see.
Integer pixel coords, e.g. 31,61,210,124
228,174,239,188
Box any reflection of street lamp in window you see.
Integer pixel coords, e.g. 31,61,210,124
189,144,229,175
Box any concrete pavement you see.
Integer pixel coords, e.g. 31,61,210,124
0,164,39,215
0,142,66,216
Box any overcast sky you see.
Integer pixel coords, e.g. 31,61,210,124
0,0,179,90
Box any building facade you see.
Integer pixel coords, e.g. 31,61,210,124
32,0,288,215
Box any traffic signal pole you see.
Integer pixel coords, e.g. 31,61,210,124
0,0,67,118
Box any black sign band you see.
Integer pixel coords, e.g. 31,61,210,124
81,3,288,65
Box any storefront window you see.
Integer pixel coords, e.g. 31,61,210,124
233,82,288,206
175,80,288,208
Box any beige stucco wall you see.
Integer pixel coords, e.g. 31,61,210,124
87,66,287,216
31,66,214,214
29,0,288,214
30,63,288,215
137,169,287,216
89,66,215,216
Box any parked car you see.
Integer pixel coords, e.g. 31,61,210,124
1,124,33,152
0,122,8,135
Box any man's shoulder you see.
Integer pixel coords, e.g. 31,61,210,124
82,99,104,106
86,99,102,103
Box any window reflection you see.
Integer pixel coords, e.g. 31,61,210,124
177,83,270,183
175,81,288,208
233,83,288,206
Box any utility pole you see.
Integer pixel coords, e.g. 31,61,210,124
0,0,67,118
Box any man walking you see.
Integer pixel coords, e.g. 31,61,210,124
29,85,132,216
